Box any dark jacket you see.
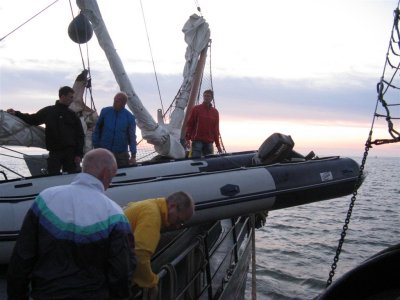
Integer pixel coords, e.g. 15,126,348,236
7,173,136,300
15,101,84,157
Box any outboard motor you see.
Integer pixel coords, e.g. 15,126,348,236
254,133,295,165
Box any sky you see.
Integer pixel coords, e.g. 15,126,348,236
1,0,399,157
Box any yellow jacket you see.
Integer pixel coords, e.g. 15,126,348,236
124,198,169,288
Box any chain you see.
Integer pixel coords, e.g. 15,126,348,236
325,2,400,287
325,136,371,287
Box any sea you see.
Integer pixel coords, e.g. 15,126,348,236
245,156,400,299
0,154,399,299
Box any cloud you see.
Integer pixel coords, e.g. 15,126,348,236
212,74,378,125
1,66,378,126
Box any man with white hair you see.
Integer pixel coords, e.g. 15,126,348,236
92,92,137,167
7,148,136,300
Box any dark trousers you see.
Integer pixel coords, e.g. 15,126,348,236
113,152,130,168
47,148,78,175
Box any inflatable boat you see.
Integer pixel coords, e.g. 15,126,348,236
0,134,361,264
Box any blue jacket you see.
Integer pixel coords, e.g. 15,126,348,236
92,107,137,154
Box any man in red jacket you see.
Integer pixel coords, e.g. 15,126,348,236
185,89,222,158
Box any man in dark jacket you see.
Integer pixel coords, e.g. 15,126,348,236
7,86,85,174
7,148,137,300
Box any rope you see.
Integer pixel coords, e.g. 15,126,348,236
68,0,87,70
0,145,44,159
193,0,203,16
208,40,226,153
0,153,25,160
368,5,400,146
251,214,257,300
0,163,24,178
0,0,60,42
139,0,165,115
67,0,97,115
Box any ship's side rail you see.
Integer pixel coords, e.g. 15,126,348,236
142,216,253,300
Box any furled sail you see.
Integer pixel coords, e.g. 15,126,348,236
0,110,46,148
169,14,211,139
69,70,98,153
76,0,210,159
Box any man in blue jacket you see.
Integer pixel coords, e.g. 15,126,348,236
92,92,137,167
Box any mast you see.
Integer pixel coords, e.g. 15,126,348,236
76,1,210,159
180,46,208,141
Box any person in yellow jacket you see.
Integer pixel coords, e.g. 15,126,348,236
124,191,194,299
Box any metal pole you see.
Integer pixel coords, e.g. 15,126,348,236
251,214,257,300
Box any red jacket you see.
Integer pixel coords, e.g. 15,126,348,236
186,102,221,148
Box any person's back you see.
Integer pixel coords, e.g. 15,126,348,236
124,192,194,299
7,149,136,300
124,198,164,289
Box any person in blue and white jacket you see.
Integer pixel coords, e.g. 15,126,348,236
92,92,137,167
7,148,136,300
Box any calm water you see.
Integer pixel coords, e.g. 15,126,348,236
246,156,400,299
1,154,399,299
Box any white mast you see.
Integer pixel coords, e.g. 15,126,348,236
76,0,210,159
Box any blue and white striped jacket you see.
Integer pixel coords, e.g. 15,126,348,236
7,173,136,300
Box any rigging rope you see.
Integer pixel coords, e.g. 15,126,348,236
0,145,44,160
326,2,400,287
193,0,203,16
369,6,400,146
0,0,60,42
139,0,165,116
68,0,89,71
251,214,257,300
208,40,226,153
67,0,96,113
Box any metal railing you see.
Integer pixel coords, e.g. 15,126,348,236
144,216,253,300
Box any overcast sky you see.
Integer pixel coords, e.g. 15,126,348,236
1,0,399,157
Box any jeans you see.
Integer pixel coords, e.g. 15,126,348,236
191,141,213,158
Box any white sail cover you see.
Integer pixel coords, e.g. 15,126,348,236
77,0,210,158
69,70,98,153
169,14,210,130
0,110,46,148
